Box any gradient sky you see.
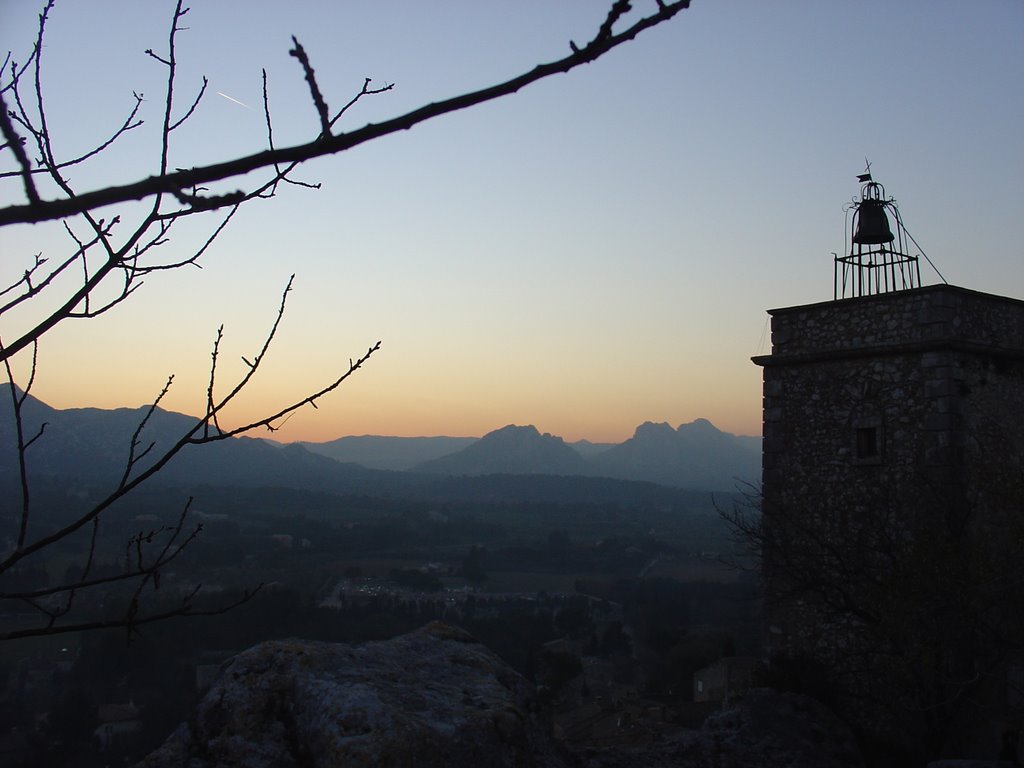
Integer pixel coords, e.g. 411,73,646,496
2,1,1022,443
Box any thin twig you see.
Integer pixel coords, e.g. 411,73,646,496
169,75,208,131
1,338,39,549
120,374,174,487
0,90,144,180
0,91,39,203
0,585,263,641
205,325,224,437
289,36,331,136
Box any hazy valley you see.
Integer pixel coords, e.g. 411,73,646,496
0,388,762,765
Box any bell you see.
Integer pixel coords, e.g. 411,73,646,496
853,200,895,245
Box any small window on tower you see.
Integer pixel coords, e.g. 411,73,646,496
856,427,879,458
853,418,883,465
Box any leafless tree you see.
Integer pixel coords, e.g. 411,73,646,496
0,1,692,639
721,462,1024,760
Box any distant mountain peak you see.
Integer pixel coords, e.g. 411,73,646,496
491,424,541,437
678,417,722,434
483,424,560,446
634,421,675,437
414,424,584,477
590,417,760,491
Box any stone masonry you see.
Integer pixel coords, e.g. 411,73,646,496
756,285,1024,531
751,283,1024,754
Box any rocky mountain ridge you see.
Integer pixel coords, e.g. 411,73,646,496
408,420,759,491
414,425,591,477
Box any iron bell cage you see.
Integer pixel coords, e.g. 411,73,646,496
834,177,921,299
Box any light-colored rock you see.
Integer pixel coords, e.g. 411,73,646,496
136,622,571,768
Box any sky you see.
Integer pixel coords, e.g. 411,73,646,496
1,1,1022,443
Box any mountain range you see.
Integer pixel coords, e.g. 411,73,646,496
404,421,759,491
1,385,760,495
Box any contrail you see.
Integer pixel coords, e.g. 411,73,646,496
217,91,254,111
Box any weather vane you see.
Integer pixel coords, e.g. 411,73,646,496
857,158,873,183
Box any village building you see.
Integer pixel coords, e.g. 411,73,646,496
692,656,763,703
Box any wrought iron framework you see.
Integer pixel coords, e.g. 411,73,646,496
834,179,921,300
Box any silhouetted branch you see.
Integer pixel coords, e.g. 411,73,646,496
289,36,331,136
329,77,395,126
0,90,144,180
0,0,691,227
0,91,38,203
120,374,174,486
1,338,41,551
0,584,263,642
169,75,208,131
205,325,224,437
0,494,234,641
0,328,290,640
0,1,690,366
28,1,58,182
0,277,380,582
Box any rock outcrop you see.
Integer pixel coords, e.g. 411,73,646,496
137,622,571,768
138,625,862,768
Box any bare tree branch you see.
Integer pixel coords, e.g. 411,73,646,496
0,91,39,203
170,75,208,131
1,338,40,549
0,277,380,576
0,0,691,227
0,89,144,180
0,585,263,642
0,276,372,638
289,36,331,137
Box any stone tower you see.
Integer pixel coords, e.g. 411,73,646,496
750,176,1024,757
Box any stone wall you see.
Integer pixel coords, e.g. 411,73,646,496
761,284,1024,360
757,285,1024,529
